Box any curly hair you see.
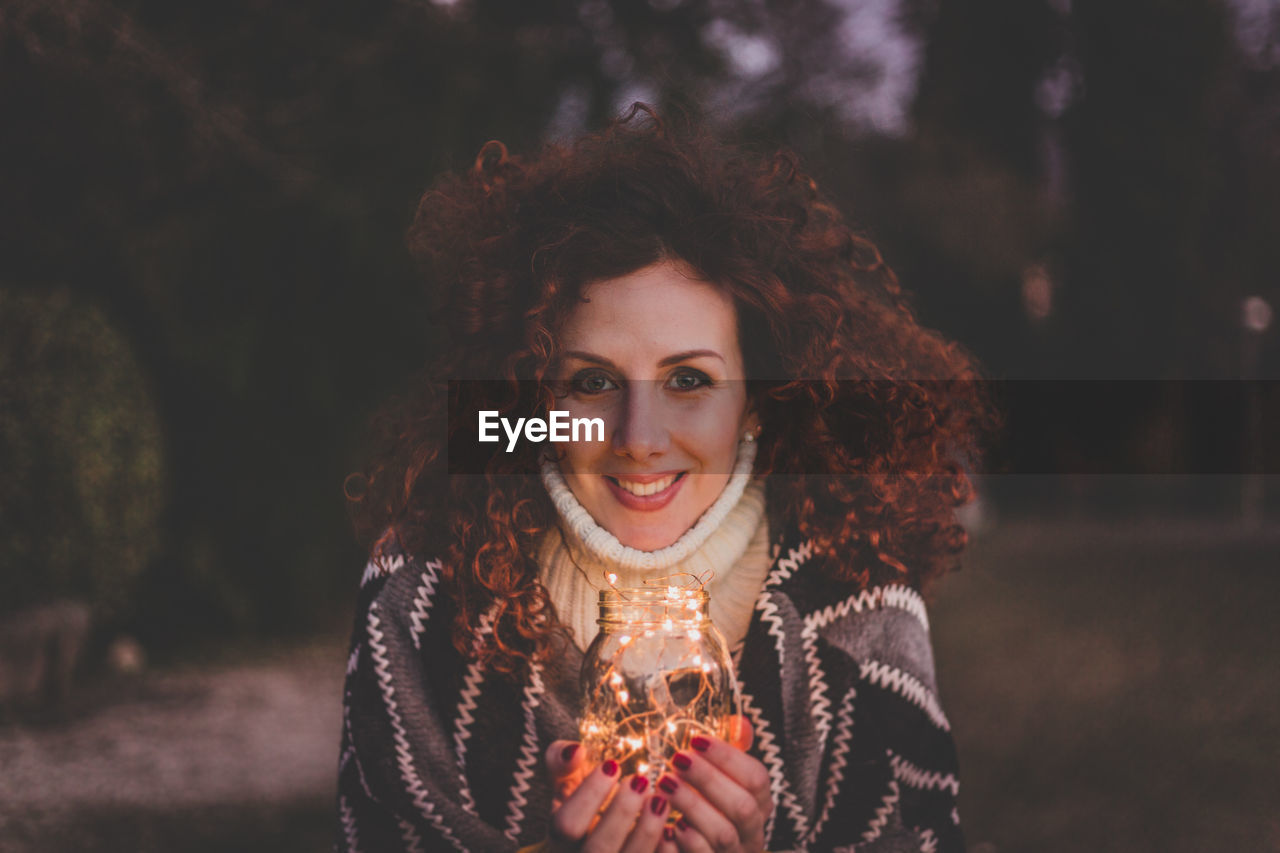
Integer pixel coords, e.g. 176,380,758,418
348,105,995,675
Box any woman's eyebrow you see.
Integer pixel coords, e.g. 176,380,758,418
658,349,725,366
561,349,725,368
561,350,619,370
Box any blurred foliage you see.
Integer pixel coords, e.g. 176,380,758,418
1,0,1278,646
0,288,164,619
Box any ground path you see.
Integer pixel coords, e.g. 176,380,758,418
0,641,345,852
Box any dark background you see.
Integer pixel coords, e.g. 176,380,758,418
1,1,1278,850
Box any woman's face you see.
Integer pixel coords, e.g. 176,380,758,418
553,260,755,552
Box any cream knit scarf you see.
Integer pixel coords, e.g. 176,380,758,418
537,439,771,652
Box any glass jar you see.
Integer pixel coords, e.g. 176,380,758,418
579,586,739,781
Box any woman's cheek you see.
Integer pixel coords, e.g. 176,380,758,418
562,440,605,474
674,417,745,470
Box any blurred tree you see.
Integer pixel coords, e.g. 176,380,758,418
0,288,164,620
867,0,1067,375
1062,0,1241,378
909,0,1065,178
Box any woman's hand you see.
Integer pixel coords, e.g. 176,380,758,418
544,741,676,853
654,717,773,852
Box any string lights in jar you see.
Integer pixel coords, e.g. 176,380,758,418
579,573,739,782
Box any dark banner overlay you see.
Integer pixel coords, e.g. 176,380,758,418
446,379,1280,476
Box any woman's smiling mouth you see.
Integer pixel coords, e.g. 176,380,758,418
604,472,687,510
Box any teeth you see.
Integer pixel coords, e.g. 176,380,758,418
614,474,678,497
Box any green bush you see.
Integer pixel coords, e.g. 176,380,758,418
0,288,165,619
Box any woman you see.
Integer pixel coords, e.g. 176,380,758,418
337,107,990,853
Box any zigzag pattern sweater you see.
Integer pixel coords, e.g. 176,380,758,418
335,524,965,852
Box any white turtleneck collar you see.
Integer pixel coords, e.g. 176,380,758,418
536,439,772,652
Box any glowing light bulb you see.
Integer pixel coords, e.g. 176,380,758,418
607,573,618,585
618,689,630,704
688,628,701,641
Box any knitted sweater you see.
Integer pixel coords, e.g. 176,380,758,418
334,522,965,852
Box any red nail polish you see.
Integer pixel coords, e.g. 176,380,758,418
690,734,711,752
561,743,579,763
663,826,675,841
602,759,619,777
650,795,667,815
672,752,692,771
630,775,649,793
676,816,691,832
657,775,678,794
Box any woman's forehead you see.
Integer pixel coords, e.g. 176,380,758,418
560,261,741,360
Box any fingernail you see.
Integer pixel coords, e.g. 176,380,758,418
649,795,667,815
561,744,579,763
630,775,649,793
672,752,692,771
602,759,619,777
677,816,691,832
691,734,711,752
657,774,678,794
663,826,675,841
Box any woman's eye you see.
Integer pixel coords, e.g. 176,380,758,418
667,369,712,391
572,370,618,394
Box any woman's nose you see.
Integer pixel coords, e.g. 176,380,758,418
612,386,669,461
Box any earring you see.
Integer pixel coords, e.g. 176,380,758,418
743,429,758,443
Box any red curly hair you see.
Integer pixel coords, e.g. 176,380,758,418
348,106,994,674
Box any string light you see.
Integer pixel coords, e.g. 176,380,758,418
579,574,738,787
